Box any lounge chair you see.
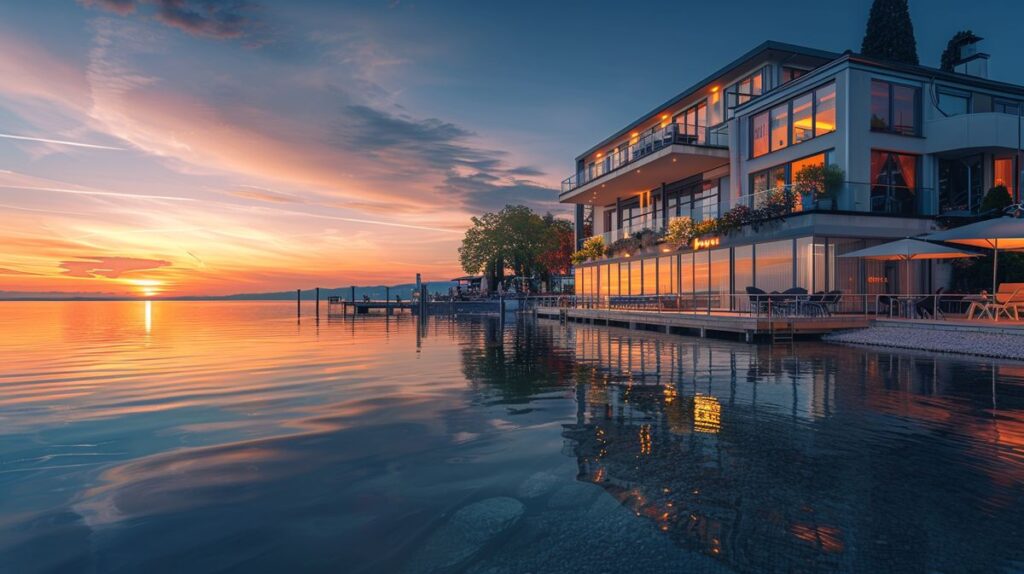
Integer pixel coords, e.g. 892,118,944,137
991,283,1024,320
915,288,944,319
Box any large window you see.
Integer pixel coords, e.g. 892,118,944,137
815,83,835,136
608,263,620,296
939,154,983,214
752,112,769,157
870,150,918,215
726,67,768,118
937,89,970,116
658,256,675,295
871,80,920,135
751,82,836,158
770,104,789,152
709,249,731,310
642,258,658,295
733,245,753,298
755,240,794,293
749,151,832,206
791,93,814,144
628,261,642,296
674,101,707,144
994,157,1017,201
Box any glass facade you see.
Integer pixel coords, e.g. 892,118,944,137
994,157,1017,201
574,237,931,312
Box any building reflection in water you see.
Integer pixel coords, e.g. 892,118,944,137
555,321,1024,573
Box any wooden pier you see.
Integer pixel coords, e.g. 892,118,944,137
327,297,413,316
535,306,870,342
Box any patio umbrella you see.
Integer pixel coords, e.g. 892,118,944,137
839,237,980,295
923,215,1024,298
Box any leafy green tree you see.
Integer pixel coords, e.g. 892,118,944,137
940,30,980,71
459,205,573,291
861,0,919,65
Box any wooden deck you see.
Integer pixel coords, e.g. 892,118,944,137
328,300,413,315
535,306,871,342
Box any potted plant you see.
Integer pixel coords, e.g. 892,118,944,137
794,163,844,211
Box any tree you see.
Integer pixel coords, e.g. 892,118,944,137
538,214,574,278
861,0,919,65
940,30,980,71
459,205,573,292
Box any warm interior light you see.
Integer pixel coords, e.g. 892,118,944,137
710,85,719,92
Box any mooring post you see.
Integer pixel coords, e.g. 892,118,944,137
296,289,301,318
315,287,320,321
386,286,391,315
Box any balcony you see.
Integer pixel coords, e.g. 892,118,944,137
926,112,1024,154
561,123,730,204
743,182,933,217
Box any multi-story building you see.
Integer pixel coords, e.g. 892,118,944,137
565,39,1023,309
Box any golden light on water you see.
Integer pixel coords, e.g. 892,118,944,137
693,395,721,434
127,278,163,298
144,300,152,333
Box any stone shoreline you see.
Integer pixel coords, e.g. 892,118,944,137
823,326,1024,360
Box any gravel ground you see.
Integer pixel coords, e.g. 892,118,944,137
824,326,1024,360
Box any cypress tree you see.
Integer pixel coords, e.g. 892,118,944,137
860,0,920,65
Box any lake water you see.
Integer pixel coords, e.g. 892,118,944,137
1,302,1023,573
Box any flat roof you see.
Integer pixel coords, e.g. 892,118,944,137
574,41,840,162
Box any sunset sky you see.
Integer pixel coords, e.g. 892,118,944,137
1,0,1021,297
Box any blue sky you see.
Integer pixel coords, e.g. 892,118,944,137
0,0,1020,295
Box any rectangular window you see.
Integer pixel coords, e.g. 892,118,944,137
814,83,836,136
608,263,619,296
995,99,1022,116
791,93,814,144
642,258,658,296
709,248,731,310
770,104,789,151
870,150,918,215
693,251,710,307
679,253,693,301
752,111,769,157
870,80,891,131
733,245,754,301
937,90,969,116
994,157,1016,200
658,256,675,295
782,67,806,84
871,80,919,135
796,237,814,292
619,262,629,297
755,240,794,293
629,260,642,296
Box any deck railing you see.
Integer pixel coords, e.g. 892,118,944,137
526,292,983,320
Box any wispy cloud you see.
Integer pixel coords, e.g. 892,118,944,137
60,256,172,279
80,0,259,40
0,185,194,202
0,132,125,150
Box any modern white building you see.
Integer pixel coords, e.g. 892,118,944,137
565,39,1023,309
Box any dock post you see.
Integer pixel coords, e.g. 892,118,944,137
350,285,355,303
315,287,320,321
296,289,301,318
386,286,391,315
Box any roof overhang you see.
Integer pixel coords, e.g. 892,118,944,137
560,144,729,206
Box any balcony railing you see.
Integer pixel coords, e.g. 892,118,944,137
744,183,933,217
562,122,729,194
598,200,721,246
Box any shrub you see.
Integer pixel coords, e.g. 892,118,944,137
980,185,1012,214
570,235,606,264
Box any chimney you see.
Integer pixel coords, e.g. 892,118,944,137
953,35,989,79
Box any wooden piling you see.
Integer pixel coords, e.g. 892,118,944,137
385,286,391,315
296,289,301,317
315,287,320,320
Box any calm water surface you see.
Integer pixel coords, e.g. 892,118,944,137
1,301,1024,573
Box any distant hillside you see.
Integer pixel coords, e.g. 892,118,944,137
0,281,457,301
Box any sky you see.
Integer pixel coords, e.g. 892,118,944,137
1,0,1021,297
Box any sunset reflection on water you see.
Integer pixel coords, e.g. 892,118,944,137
1,302,1023,573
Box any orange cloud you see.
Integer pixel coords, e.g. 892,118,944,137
60,257,172,279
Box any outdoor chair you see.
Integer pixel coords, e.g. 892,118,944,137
992,283,1024,320
805,292,827,317
780,287,808,316
745,286,769,315
915,288,944,320
877,295,894,316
